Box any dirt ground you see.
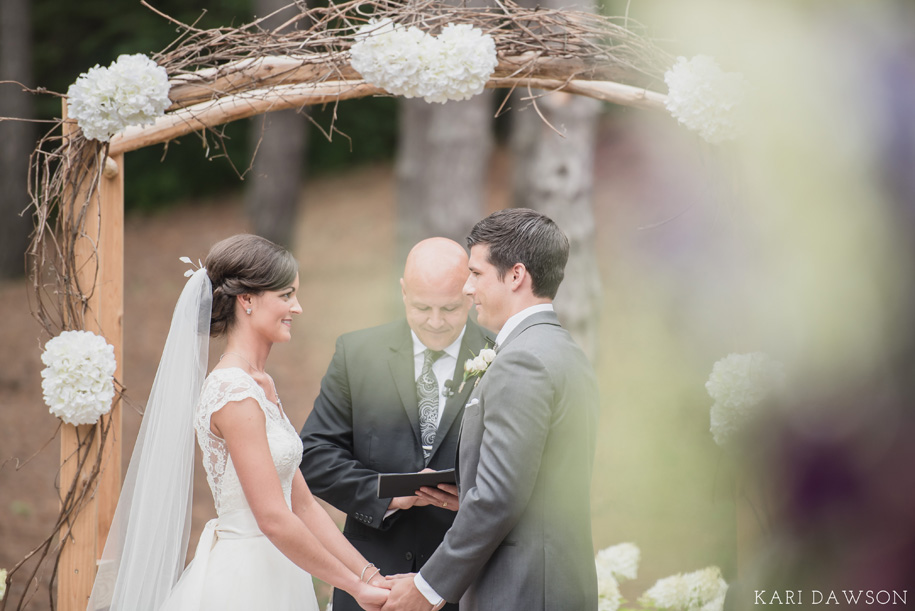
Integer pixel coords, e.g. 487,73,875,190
1,117,733,609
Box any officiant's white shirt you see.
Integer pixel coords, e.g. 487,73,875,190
414,303,554,605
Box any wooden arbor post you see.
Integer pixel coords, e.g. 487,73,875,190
58,103,124,610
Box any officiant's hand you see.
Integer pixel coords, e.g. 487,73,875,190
415,483,459,512
387,495,431,511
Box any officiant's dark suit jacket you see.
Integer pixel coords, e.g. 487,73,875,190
420,310,600,610
300,318,490,611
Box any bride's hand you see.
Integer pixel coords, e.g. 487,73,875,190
368,572,393,589
355,581,389,611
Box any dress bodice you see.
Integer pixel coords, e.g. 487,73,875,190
194,367,303,515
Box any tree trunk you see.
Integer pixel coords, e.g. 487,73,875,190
395,0,494,268
509,0,602,362
396,95,494,266
0,0,34,279
244,0,308,249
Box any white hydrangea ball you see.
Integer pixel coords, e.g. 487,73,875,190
664,55,746,144
597,573,622,611
706,352,784,447
420,24,498,104
640,566,728,611
66,53,171,142
350,20,497,104
595,542,640,583
41,330,117,425
350,20,433,98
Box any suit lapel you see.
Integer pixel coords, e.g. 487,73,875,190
389,326,422,448
428,321,493,462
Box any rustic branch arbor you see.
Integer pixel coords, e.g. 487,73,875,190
24,1,679,607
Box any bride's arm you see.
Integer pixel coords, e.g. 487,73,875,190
290,469,386,586
212,398,387,608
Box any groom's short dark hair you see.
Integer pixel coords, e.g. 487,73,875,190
467,208,569,299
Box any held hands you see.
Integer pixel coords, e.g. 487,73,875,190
381,574,441,611
354,579,390,611
355,566,392,611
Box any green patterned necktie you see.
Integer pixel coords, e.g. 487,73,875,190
417,349,444,462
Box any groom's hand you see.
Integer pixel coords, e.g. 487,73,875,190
415,483,459,512
381,575,440,611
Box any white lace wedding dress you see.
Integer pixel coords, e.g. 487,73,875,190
159,367,319,611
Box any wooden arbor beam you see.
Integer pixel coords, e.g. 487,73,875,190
108,56,667,156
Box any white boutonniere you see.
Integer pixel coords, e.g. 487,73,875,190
458,347,497,392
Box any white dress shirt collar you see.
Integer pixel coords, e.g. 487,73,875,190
495,303,554,348
410,327,465,359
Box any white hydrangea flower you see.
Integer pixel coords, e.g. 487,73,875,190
706,352,785,447
350,19,433,98
595,542,640,583
66,53,171,142
663,55,746,144
350,20,497,104
419,23,498,104
639,566,728,611
0,568,6,602
41,330,117,425
597,572,623,611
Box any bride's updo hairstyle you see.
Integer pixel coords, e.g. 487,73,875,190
205,234,298,337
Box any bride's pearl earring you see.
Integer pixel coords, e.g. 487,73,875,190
246,308,252,315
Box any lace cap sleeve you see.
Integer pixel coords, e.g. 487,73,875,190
197,368,262,432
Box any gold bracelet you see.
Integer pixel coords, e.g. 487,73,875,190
360,563,376,582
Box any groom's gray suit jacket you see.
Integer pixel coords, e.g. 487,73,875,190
420,310,600,611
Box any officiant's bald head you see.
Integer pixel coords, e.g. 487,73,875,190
401,238,472,351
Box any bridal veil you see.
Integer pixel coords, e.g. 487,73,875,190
87,268,211,611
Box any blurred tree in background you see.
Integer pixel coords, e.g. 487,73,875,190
0,0,34,278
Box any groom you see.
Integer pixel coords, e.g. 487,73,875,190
385,208,600,611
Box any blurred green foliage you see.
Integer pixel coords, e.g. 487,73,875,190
32,0,398,211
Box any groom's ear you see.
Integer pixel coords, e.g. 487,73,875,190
508,263,527,291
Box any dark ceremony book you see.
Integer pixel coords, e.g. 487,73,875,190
376,468,457,498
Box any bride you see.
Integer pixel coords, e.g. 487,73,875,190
88,234,389,611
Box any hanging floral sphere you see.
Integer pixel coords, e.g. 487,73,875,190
41,330,117,425
706,352,785,448
664,55,746,144
350,19,498,104
66,53,171,142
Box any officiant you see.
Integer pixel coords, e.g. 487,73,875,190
300,237,491,611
